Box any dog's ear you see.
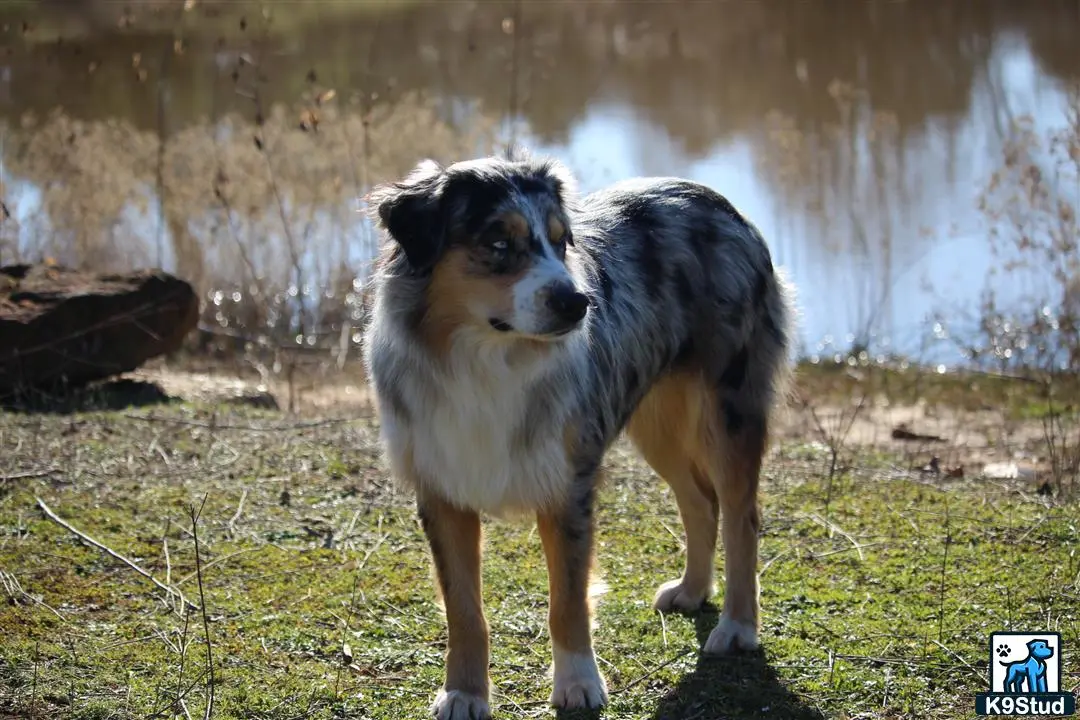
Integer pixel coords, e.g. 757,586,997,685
534,157,579,215
368,159,446,273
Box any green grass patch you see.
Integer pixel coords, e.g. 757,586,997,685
1,401,1077,719
794,359,1079,423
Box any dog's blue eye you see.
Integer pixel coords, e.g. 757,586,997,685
492,239,508,252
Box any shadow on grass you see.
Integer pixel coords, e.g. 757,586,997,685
0,378,178,414
649,607,825,720
554,606,826,720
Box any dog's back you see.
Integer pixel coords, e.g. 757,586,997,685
567,176,792,450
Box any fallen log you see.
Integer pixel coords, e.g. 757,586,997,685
0,263,198,397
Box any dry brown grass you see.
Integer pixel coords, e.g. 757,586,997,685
2,81,502,360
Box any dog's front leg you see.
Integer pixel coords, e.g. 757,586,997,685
418,492,490,720
537,483,609,710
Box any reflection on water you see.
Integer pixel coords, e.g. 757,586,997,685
0,0,1077,363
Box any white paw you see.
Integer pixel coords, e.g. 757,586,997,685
652,577,711,613
551,647,609,710
431,689,491,720
703,613,760,655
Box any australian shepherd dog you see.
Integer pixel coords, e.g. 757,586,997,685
362,153,793,719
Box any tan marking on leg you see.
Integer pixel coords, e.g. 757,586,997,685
715,419,765,628
417,491,490,702
628,373,719,610
699,402,767,654
537,511,593,653
537,508,608,709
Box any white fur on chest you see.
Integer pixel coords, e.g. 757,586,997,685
376,333,579,516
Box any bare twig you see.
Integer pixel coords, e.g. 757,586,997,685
930,639,984,682
0,570,68,622
120,413,351,432
937,496,951,644
0,467,56,482
36,497,194,612
334,571,362,699
807,513,866,562
206,44,266,306
174,610,191,718
760,547,796,575
122,414,349,431
162,520,173,589
812,541,888,559
356,516,389,573
504,0,523,157
175,548,258,587
616,647,694,693
189,495,215,720
150,667,211,719
227,489,247,536
247,14,307,342
10,301,185,359
30,639,39,720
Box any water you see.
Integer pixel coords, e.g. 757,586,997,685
1,0,1077,365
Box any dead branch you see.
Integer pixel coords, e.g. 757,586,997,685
120,413,352,432
0,467,57,482
189,495,215,720
35,497,195,612
175,548,257,587
0,569,68,622
227,488,247,536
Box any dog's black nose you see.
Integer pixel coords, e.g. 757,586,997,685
546,284,589,324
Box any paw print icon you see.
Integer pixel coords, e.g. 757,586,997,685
995,643,1011,659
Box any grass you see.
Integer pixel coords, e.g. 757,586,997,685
794,359,1079,423
0,382,1078,719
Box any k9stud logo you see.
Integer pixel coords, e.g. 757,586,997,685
976,632,1076,716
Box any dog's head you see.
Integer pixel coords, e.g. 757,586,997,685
1027,639,1054,660
368,155,589,342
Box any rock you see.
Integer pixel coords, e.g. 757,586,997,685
0,263,198,397
980,462,1038,482
981,462,1018,480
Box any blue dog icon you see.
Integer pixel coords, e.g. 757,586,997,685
1001,639,1054,693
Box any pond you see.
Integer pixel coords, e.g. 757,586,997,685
1,0,1076,365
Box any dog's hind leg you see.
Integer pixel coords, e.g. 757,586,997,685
628,372,719,613
699,338,785,655
701,398,766,655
